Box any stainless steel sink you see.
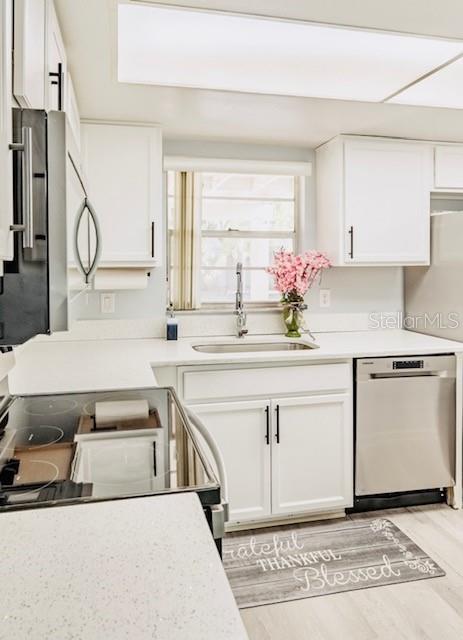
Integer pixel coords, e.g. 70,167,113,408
192,341,318,354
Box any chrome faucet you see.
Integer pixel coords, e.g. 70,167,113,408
235,262,248,338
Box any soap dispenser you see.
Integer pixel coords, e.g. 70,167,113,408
166,304,178,341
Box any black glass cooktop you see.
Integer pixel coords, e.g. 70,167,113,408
0,387,219,511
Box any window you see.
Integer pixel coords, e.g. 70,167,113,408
167,170,300,309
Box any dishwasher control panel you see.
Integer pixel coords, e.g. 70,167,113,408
392,360,424,370
356,354,456,379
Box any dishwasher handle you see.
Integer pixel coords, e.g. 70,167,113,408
369,371,441,379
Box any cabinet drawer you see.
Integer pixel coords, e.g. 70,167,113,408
182,363,350,402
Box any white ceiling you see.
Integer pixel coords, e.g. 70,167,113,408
118,5,463,102
390,57,463,109
55,0,463,147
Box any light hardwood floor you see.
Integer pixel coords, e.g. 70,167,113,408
240,504,463,640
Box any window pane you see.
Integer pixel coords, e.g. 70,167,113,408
202,199,294,232
201,173,295,199
167,196,175,228
200,269,280,303
167,171,175,196
201,237,293,269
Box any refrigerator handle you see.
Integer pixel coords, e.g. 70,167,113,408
9,126,34,249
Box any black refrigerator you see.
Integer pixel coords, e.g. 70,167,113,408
0,109,68,346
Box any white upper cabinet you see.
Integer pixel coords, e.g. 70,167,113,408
434,145,463,190
0,0,13,266
13,0,46,108
13,0,66,112
45,0,66,111
80,122,163,267
316,136,433,266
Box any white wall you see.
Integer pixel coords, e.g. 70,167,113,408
69,139,403,337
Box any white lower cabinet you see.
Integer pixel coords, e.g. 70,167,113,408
270,394,352,516
190,390,353,525
72,431,163,498
192,400,271,523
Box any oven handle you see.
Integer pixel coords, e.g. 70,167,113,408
185,408,229,523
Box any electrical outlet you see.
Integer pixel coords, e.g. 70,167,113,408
319,289,331,308
100,293,115,314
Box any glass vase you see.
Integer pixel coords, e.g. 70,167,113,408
282,302,305,338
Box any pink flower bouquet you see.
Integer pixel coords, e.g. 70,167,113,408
266,249,331,337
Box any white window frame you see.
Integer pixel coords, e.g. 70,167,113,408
165,157,311,310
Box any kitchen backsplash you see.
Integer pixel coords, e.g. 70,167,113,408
67,264,403,338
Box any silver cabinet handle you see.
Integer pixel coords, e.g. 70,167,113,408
9,126,34,249
74,197,102,284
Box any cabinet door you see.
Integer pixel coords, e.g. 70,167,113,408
45,0,66,111
271,394,352,516
434,146,463,190
344,139,432,264
81,123,162,266
13,0,46,108
191,400,271,523
0,0,13,265
72,433,163,498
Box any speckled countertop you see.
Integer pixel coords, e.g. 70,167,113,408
8,329,463,395
0,493,248,640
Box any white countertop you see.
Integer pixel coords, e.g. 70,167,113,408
8,329,463,395
0,493,248,640
9,338,158,395
143,329,463,366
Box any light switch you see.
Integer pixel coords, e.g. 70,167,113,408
100,293,115,314
319,289,331,308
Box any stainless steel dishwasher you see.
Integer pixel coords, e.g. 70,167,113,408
355,355,456,508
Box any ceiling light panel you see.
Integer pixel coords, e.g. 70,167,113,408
388,56,463,108
118,5,463,102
